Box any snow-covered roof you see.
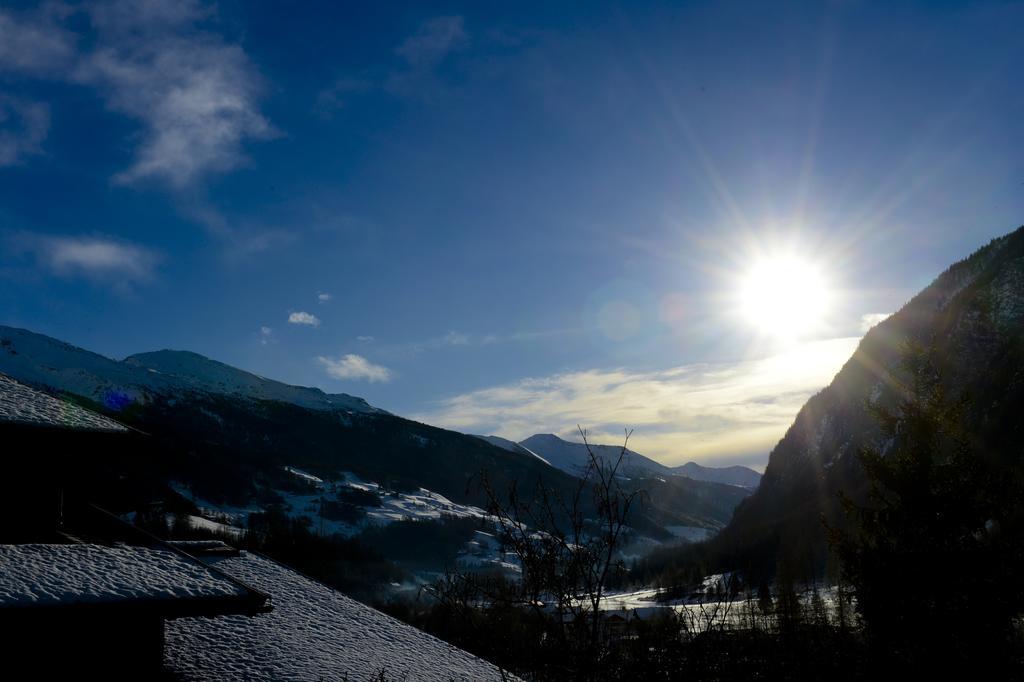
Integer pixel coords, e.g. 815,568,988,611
0,373,128,433
165,551,512,681
0,544,253,609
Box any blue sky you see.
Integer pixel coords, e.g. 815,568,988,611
0,0,1021,467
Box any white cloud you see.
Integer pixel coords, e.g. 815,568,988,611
0,96,50,166
288,311,320,327
22,235,160,283
356,335,375,342
318,354,392,383
75,1,276,187
395,16,467,67
259,326,273,345
0,0,275,187
414,337,861,467
318,292,332,302
860,312,892,333
0,1,276,186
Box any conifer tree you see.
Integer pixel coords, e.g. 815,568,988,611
829,342,1024,672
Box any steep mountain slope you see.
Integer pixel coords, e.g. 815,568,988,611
709,225,1024,577
475,434,552,465
671,462,761,489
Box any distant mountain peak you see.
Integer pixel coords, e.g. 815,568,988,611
672,461,762,489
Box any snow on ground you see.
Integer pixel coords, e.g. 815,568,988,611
169,482,257,529
0,544,247,606
599,582,845,631
283,466,322,485
664,525,716,543
185,515,245,539
165,551,514,681
268,470,494,538
456,530,521,573
599,587,664,611
170,470,495,548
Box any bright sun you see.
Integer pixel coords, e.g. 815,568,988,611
739,253,830,340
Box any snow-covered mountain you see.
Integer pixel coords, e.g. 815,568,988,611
0,326,381,415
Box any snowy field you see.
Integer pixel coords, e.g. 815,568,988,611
599,580,846,631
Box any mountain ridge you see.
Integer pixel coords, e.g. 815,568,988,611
706,225,1024,578
520,433,672,479
0,326,381,415
671,462,762,489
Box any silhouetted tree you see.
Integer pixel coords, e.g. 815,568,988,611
427,427,643,679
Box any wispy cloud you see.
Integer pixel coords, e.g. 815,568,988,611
386,16,468,97
399,329,474,354
258,326,274,345
16,234,160,285
318,292,332,303
860,312,891,333
75,0,275,187
318,353,392,383
182,203,294,262
396,16,467,67
356,335,375,342
0,1,274,187
315,15,469,110
0,96,50,166
415,337,861,467
288,311,320,327
442,330,469,346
